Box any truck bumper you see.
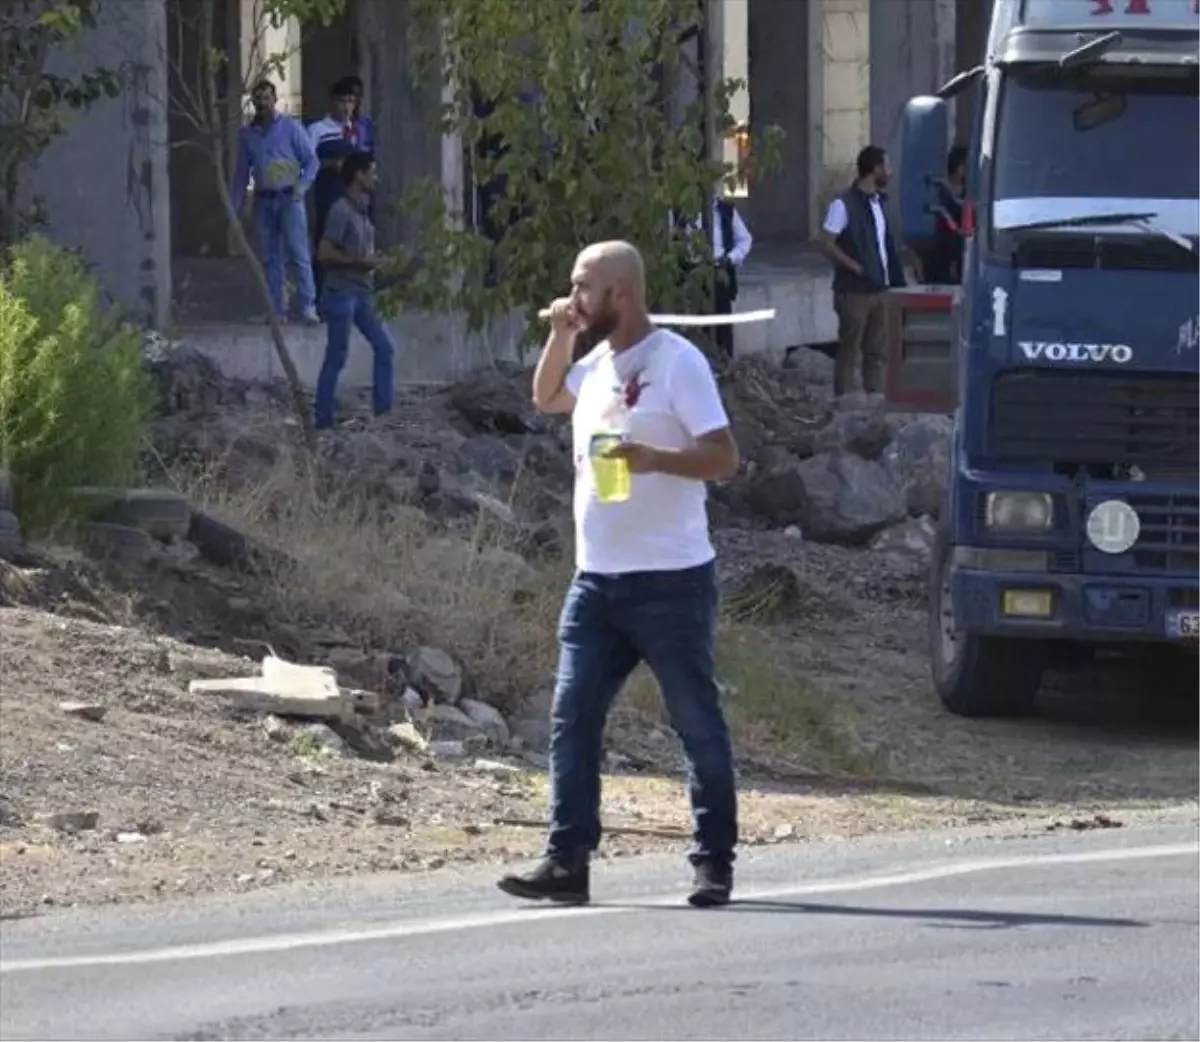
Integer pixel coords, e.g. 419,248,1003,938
952,557,1199,645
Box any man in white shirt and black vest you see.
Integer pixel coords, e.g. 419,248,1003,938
497,240,742,908
819,145,907,397
675,197,753,361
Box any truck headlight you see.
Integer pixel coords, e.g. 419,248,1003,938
985,491,1053,533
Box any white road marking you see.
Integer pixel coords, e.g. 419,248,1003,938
1,841,1194,975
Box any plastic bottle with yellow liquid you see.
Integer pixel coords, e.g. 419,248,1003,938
589,430,632,503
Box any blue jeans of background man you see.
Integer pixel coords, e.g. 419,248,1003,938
256,192,316,316
546,561,738,868
315,288,396,429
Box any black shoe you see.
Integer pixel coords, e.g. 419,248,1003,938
687,862,733,908
497,859,590,905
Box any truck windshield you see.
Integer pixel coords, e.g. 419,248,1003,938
992,66,1199,203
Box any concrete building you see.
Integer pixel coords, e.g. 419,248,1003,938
30,0,971,389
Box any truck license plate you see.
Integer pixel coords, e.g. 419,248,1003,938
1166,610,1199,640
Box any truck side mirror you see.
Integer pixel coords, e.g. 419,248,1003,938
898,96,949,258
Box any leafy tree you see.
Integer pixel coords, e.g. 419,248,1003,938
382,0,781,349
0,0,124,246
165,0,346,452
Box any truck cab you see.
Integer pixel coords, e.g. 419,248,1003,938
892,0,1199,716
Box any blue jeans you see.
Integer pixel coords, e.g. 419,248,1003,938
547,561,738,868
256,195,315,315
315,288,396,428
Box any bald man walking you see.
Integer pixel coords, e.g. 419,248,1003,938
497,241,742,908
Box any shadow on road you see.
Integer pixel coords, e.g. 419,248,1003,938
593,900,1147,930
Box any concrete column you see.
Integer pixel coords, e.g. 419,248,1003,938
359,0,442,250
167,0,243,259
745,0,813,240
955,0,990,141
820,0,871,202
30,0,172,326
721,0,749,178
868,0,957,182
301,2,357,121
242,0,301,113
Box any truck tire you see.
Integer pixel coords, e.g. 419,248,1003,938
69,487,191,540
928,527,1043,718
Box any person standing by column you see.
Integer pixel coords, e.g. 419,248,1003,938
710,194,753,360
313,153,395,430
818,144,907,397
308,77,375,309
671,194,753,361
230,80,320,324
922,144,968,285
496,241,741,909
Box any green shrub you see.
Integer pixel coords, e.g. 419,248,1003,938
0,235,151,533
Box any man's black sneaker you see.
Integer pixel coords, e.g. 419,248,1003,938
497,859,590,905
687,862,733,908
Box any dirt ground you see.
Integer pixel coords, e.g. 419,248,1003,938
2,529,1194,920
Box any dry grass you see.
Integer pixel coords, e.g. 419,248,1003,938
180,449,568,713
175,447,862,772
625,620,866,775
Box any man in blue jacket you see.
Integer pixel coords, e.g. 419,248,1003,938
231,80,320,324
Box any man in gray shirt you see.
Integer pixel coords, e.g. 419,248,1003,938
314,151,396,429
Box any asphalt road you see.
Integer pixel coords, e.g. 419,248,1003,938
2,816,1197,1041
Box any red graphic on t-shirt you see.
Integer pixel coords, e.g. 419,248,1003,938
620,373,649,409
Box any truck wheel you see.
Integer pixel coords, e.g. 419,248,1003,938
929,528,1043,718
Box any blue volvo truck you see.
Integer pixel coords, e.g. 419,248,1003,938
894,0,1199,717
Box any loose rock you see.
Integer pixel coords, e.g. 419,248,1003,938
59,701,107,722
389,721,428,753
407,646,463,704
747,451,906,544
883,414,952,518
36,810,100,834
460,698,511,748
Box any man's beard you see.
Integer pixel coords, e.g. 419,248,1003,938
581,290,618,340
585,308,619,340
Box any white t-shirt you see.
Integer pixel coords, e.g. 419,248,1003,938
823,194,890,285
565,328,729,575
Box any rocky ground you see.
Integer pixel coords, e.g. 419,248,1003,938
0,341,1195,919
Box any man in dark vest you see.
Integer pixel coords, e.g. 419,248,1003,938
819,144,906,397
673,195,753,360
709,195,752,359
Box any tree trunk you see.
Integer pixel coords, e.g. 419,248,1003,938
198,0,317,457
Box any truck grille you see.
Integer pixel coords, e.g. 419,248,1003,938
990,370,1199,479
1127,492,1200,575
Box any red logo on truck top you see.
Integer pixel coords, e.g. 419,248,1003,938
1092,0,1200,13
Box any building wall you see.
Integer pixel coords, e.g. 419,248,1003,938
28,0,171,327
166,0,243,261
819,0,871,202
356,0,443,250
744,0,814,239
868,0,957,192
